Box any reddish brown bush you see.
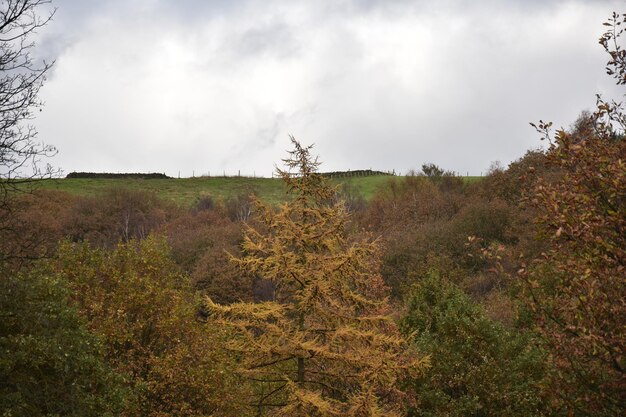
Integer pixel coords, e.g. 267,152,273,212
0,190,74,268
161,209,254,303
65,188,175,247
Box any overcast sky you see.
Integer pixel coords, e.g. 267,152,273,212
33,0,624,177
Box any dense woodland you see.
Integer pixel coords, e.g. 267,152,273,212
1,2,625,417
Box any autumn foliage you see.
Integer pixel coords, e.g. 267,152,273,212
521,125,625,415
510,14,626,415
206,138,425,416
2,10,626,417
52,237,250,416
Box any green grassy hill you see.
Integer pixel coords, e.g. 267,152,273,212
35,175,481,207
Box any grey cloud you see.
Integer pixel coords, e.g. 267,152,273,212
232,20,301,60
256,113,286,149
31,0,626,178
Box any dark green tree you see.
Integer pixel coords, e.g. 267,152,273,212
400,272,549,417
0,264,127,416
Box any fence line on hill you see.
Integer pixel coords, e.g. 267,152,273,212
65,169,483,180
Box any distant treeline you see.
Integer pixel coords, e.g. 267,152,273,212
320,169,394,178
66,172,171,179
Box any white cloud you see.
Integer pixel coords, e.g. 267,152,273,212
35,0,624,177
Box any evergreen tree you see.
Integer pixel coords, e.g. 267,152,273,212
206,137,425,416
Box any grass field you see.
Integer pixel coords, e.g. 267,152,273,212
35,175,482,207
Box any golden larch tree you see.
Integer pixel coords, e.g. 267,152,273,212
206,138,425,416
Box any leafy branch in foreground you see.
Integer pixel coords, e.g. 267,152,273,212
521,13,626,415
